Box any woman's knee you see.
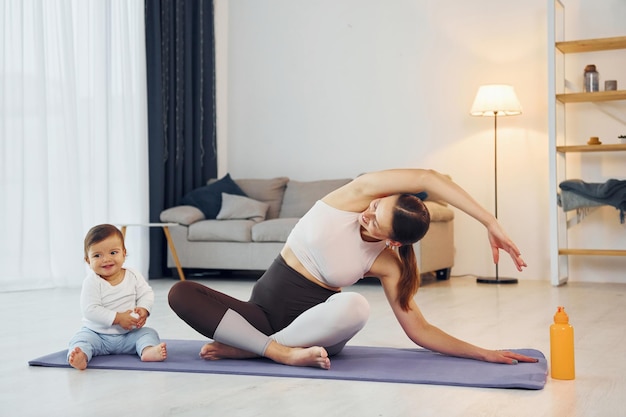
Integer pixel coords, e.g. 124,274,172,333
331,292,370,325
168,281,197,312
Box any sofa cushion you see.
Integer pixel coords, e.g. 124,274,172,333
181,173,246,219
252,218,299,242
216,193,269,222
159,205,205,225
234,177,289,220
188,219,254,242
424,201,454,222
279,178,352,218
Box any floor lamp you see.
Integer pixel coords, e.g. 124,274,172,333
470,84,522,284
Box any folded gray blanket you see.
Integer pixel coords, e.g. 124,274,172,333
558,191,604,211
559,179,626,223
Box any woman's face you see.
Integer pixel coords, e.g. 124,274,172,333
358,195,399,241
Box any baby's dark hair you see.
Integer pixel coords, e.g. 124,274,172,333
84,224,125,260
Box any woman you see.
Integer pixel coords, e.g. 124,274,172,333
168,169,536,369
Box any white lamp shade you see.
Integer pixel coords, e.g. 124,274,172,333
470,84,522,117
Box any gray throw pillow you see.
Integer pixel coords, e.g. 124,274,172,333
159,205,205,225
234,177,289,220
216,193,270,222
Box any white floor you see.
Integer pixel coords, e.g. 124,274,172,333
3,273,625,417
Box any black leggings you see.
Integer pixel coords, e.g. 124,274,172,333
168,256,338,339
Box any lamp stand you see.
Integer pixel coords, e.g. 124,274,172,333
477,113,518,285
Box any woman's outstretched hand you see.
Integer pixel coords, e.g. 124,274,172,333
486,222,527,271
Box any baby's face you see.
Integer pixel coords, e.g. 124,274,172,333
86,235,126,280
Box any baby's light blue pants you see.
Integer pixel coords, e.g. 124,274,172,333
67,326,161,362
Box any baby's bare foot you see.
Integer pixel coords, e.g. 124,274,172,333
200,341,258,360
68,347,88,370
141,342,167,362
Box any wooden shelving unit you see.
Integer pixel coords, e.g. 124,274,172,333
548,1,626,285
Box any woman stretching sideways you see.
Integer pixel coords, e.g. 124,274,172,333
169,169,537,369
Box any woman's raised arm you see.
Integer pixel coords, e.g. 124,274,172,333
325,168,526,271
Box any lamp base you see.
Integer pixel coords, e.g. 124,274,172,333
476,276,518,284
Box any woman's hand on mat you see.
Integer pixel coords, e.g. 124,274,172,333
488,350,539,365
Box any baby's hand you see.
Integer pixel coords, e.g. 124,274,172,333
116,310,140,330
133,308,149,329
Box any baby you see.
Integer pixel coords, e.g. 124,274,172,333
67,224,166,370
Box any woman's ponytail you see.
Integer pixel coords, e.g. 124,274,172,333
390,194,431,311
396,244,419,310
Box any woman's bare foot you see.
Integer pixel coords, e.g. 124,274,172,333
68,347,88,370
265,342,330,370
199,341,330,369
200,341,258,360
141,342,167,362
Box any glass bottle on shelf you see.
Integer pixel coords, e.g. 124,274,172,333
583,64,599,92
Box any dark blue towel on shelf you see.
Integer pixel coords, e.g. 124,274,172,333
559,179,626,223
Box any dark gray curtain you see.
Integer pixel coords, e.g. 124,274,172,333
145,0,217,278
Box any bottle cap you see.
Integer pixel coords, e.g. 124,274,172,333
585,65,596,72
554,306,569,323
584,64,597,72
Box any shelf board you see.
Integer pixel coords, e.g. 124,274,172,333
559,249,626,257
556,36,626,53
556,90,626,103
556,143,626,152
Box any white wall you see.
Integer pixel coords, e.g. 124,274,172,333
215,0,625,283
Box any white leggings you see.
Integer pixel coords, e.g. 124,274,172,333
271,292,370,355
213,292,370,357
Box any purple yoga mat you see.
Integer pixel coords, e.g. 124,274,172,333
29,339,547,389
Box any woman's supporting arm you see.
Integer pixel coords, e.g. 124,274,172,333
372,253,536,364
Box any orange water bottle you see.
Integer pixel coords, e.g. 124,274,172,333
550,306,575,380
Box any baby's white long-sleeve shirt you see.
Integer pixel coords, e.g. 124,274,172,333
80,268,154,334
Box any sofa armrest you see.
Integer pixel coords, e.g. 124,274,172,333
160,205,205,225
424,201,454,222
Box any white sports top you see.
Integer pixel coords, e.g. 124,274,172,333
286,200,387,288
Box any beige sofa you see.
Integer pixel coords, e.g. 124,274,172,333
160,176,455,280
